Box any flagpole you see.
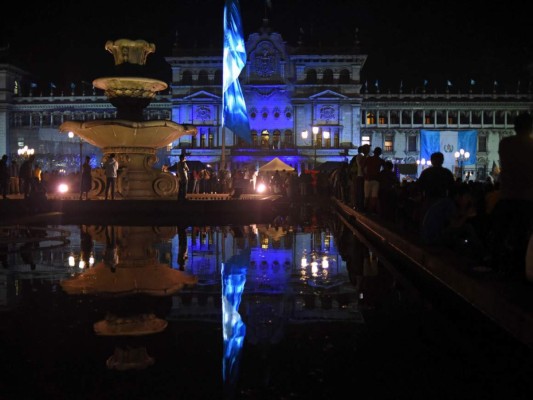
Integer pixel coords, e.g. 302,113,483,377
221,126,226,168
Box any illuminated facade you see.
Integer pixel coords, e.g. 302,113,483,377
1,20,532,179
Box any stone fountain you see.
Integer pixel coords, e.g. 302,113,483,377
59,39,197,199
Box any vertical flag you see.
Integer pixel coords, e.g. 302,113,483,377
223,0,251,143
470,79,476,86
423,79,428,87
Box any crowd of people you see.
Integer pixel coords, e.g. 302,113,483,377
330,111,533,282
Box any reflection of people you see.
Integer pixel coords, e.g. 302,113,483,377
80,225,93,265
177,225,188,270
79,156,92,200
104,153,119,200
104,226,119,272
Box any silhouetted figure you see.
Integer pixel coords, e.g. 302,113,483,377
19,154,35,199
79,156,92,200
0,155,10,199
364,146,386,213
417,152,456,245
170,154,189,201
487,112,533,277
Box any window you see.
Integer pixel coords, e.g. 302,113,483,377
361,135,371,146
384,135,393,152
407,135,417,152
366,112,375,124
197,70,209,85
305,70,317,84
322,69,334,84
339,69,350,84
478,135,487,152
182,71,193,84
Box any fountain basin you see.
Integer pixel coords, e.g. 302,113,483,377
60,119,197,149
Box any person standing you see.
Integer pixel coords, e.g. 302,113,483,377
0,155,10,199
363,146,385,214
104,153,119,200
176,154,189,201
9,160,19,195
19,154,35,199
79,156,92,200
355,144,370,210
487,111,533,278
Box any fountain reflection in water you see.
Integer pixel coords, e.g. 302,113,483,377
59,39,197,199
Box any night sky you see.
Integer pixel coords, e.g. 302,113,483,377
1,0,531,93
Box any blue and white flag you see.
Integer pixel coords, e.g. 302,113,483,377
420,130,477,172
447,80,452,87
50,82,57,89
470,79,476,86
223,0,251,143
423,79,428,87
222,250,249,393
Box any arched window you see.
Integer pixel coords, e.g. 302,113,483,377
198,70,209,85
339,69,350,84
261,129,270,149
322,69,334,84
214,70,222,85
283,129,293,149
305,69,317,84
182,71,193,85
272,130,281,149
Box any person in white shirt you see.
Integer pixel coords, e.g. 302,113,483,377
104,153,119,200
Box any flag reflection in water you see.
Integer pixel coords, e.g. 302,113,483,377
221,250,249,393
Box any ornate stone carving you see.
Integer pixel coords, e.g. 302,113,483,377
105,39,156,66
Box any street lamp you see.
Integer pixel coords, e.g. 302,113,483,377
17,145,35,158
454,148,470,180
301,126,320,168
68,131,83,173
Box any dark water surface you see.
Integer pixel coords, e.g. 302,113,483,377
1,213,532,400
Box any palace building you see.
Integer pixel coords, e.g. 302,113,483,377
1,19,532,180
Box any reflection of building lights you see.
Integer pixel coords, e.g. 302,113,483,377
68,252,95,269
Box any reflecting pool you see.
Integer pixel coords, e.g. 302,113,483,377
1,214,532,400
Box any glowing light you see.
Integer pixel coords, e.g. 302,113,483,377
322,256,329,269
68,255,75,267
58,183,69,193
79,260,86,269
256,183,267,193
89,253,95,267
68,131,75,139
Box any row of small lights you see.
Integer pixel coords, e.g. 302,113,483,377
68,252,95,269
